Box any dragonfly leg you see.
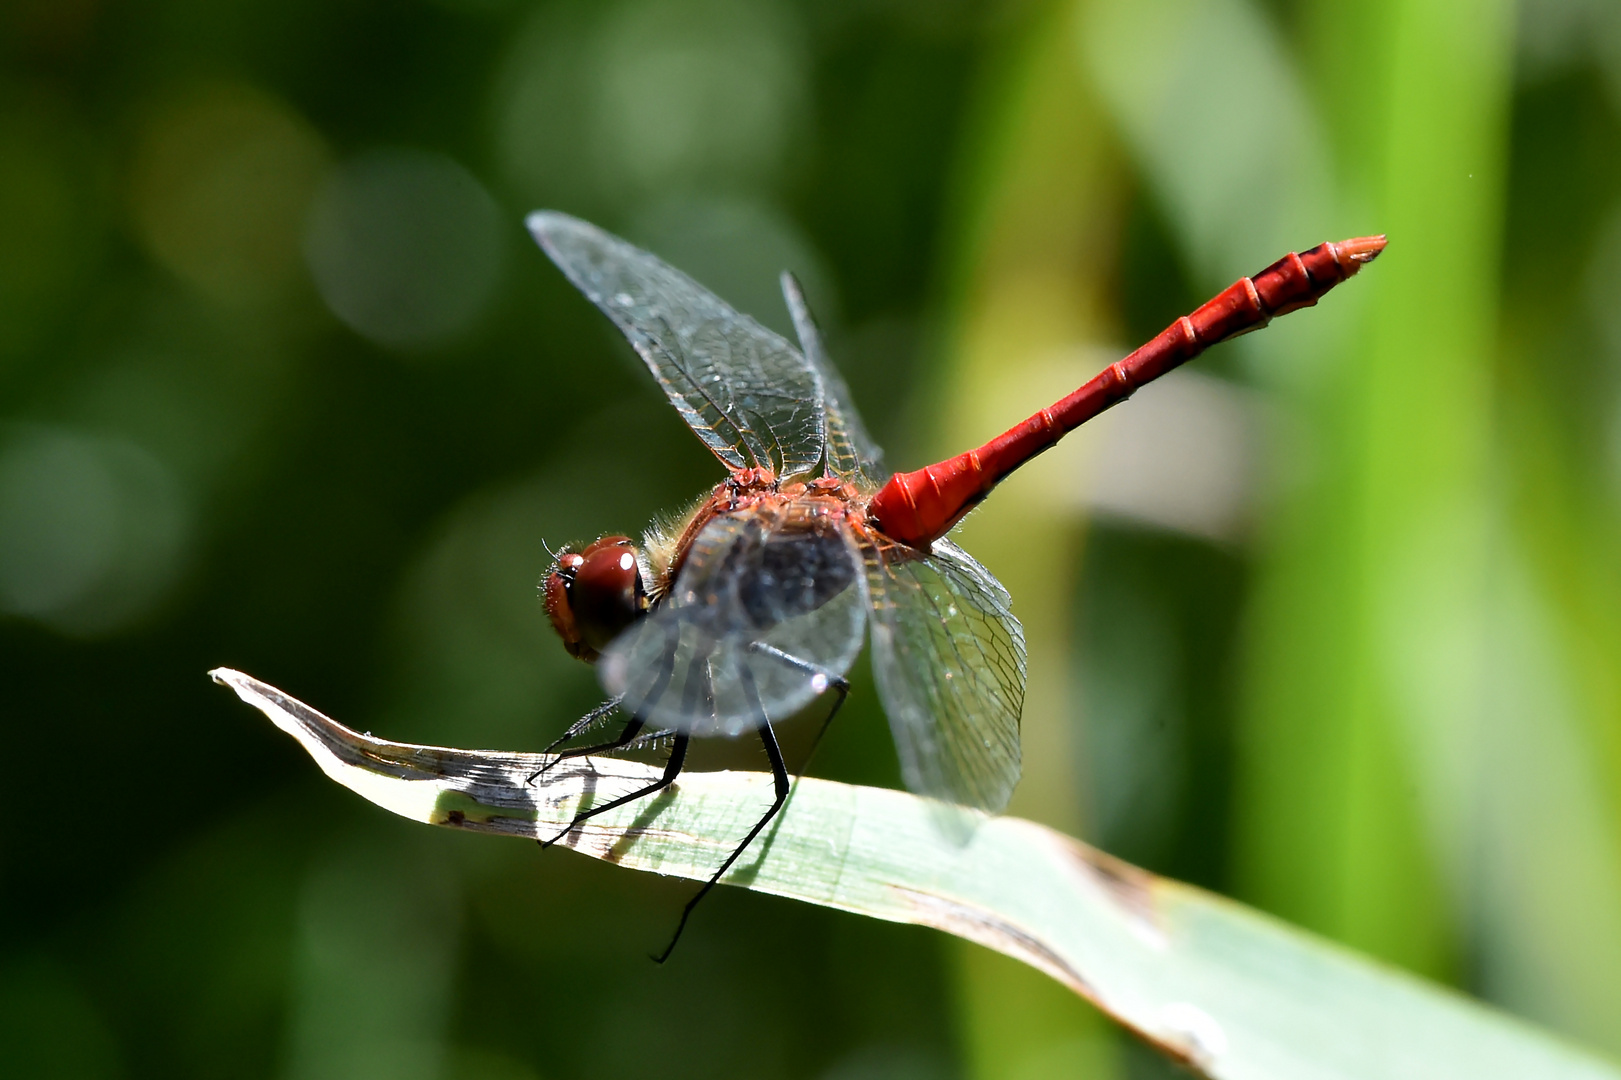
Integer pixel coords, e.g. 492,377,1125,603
527,699,641,785
623,726,679,752
800,679,848,773
539,732,690,850
547,722,681,771
532,625,681,786
652,666,791,964
747,641,851,709
747,640,851,768
541,639,699,848
539,696,625,756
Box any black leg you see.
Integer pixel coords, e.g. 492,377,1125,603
539,696,624,756
541,643,705,849
527,711,643,785
652,666,791,964
533,717,677,773
797,675,848,774
746,640,850,775
540,733,690,849
748,641,850,700
530,626,680,785
622,726,680,753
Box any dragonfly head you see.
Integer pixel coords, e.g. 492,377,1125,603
543,535,647,663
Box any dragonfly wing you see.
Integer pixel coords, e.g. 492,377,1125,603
529,211,826,480
600,513,868,737
865,537,1025,812
780,272,887,483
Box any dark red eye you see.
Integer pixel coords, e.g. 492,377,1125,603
543,536,645,663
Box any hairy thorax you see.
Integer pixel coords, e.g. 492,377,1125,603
641,468,872,602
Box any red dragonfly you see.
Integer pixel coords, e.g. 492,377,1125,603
528,212,1383,956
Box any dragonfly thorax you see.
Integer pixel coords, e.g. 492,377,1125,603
544,535,648,663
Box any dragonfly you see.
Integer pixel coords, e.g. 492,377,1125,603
527,211,1384,959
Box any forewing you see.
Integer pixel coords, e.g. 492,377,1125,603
780,272,886,483
865,537,1025,812
600,514,867,737
529,211,825,479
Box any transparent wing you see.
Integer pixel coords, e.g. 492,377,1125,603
529,211,825,480
780,272,887,484
599,513,867,736
864,537,1025,812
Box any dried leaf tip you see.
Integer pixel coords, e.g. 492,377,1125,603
1337,234,1388,273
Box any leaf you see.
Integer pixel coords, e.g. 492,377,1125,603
213,667,1620,1080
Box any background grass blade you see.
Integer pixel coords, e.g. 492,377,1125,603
213,667,1621,1080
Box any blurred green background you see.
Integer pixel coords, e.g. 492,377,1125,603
4,0,1620,1076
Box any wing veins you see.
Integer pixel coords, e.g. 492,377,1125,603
649,309,768,472
865,538,1024,811
528,212,822,478
898,561,998,789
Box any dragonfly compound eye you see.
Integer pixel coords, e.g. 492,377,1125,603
543,536,645,663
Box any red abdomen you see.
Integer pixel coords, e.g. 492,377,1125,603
867,235,1387,548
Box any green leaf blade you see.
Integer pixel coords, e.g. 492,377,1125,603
213,667,1621,1080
